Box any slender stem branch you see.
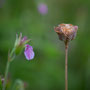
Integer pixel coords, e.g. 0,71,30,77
2,48,15,90
65,42,68,90
2,61,10,90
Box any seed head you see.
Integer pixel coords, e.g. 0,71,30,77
54,24,78,43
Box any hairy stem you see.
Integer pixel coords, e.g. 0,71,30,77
3,48,15,90
65,42,68,90
2,61,10,90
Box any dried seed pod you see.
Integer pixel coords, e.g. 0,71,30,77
54,24,78,43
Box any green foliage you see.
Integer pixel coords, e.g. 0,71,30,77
12,79,24,90
0,0,90,90
0,77,2,90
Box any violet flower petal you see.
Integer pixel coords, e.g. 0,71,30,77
24,44,35,60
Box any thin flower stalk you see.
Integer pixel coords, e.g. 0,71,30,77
54,24,78,90
65,41,68,90
3,48,15,90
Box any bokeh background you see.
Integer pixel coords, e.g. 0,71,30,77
0,0,90,90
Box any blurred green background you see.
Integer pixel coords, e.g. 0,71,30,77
0,0,90,90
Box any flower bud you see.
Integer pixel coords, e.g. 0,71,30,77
14,33,30,55
54,24,78,43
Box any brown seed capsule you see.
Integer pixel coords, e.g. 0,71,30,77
54,24,78,43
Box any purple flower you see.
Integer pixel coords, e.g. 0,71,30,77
38,3,48,15
14,33,35,60
24,44,35,60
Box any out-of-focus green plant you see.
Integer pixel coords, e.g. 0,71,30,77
12,79,25,90
0,76,2,90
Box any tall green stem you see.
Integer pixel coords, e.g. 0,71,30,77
2,61,10,90
2,48,15,90
65,42,68,90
